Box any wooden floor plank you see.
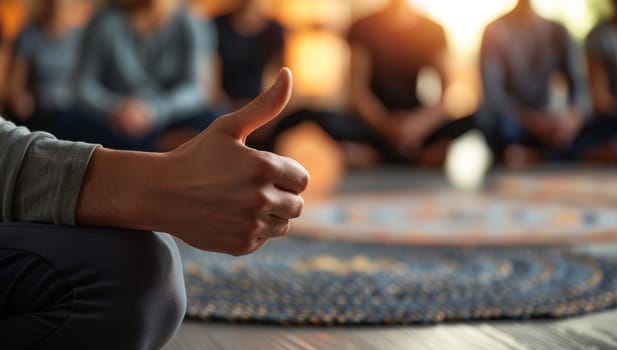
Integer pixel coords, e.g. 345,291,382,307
165,322,538,350
554,311,617,348
493,310,617,350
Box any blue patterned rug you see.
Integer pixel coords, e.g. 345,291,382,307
183,237,617,325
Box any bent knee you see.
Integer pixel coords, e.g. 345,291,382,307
84,230,187,349
26,226,187,349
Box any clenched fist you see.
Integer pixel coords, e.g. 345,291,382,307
77,68,309,256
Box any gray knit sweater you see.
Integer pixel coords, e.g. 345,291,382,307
73,6,209,126
0,117,97,225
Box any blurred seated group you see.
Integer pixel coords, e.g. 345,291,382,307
342,0,617,167
2,0,617,167
3,0,217,151
479,0,617,166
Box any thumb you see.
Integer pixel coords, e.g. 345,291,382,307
213,67,293,142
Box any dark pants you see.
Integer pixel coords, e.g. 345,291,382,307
24,108,217,152
0,224,186,350
487,113,617,161
272,109,475,162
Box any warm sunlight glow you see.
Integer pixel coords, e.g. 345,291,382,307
444,81,479,118
275,0,350,31
0,0,30,40
408,0,609,119
411,0,516,58
533,0,608,39
286,30,348,97
411,0,608,57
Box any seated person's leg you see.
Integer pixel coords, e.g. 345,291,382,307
414,115,476,167
315,112,393,165
569,117,617,162
422,115,475,146
272,109,395,164
0,223,186,350
490,113,546,165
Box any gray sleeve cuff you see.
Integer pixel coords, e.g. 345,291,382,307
13,138,99,225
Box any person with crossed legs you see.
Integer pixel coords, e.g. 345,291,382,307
0,68,309,349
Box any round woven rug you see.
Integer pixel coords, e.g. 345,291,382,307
290,191,617,246
492,171,617,207
183,237,617,325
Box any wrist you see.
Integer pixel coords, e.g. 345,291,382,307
76,147,168,231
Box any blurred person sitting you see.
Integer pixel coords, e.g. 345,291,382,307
212,0,285,149
0,17,6,114
72,0,215,151
5,0,83,128
479,0,617,166
586,0,617,118
213,0,284,111
345,0,473,165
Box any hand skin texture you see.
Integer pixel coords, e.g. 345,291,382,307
76,68,310,256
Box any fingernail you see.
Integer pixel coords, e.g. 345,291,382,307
273,69,284,88
275,67,291,87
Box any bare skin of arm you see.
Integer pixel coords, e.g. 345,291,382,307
349,45,394,141
395,50,449,154
6,57,35,122
212,54,232,108
76,68,310,256
0,43,9,109
207,54,225,105
587,55,617,116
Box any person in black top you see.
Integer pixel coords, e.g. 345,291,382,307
344,0,473,165
268,0,472,166
214,0,285,111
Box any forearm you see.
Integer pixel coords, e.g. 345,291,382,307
74,78,122,117
73,20,121,117
349,44,391,137
480,40,519,122
76,147,167,231
149,43,206,121
413,104,448,130
587,58,617,116
564,36,592,118
145,84,204,125
6,58,29,102
352,91,392,136
422,50,449,129
593,94,617,116
0,46,8,103
589,67,617,115
145,15,207,125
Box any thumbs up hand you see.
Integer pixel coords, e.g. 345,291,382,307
152,68,309,255
77,68,309,256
